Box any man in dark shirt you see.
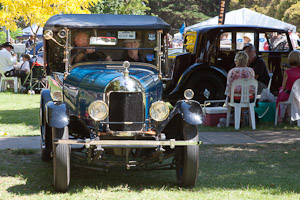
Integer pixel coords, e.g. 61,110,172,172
243,43,270,94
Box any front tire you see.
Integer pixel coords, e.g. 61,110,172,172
40,100,52,161
176,121,199,187
52,126,70,192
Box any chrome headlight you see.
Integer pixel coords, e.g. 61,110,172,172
51,91,63,101
88,100,109,121
184,89,194,100
150,101,170,121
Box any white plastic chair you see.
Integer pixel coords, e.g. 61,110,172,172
0,69,20,93
226,79,258,130
275,78,300,126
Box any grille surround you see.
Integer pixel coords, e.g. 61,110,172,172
108,92,144,131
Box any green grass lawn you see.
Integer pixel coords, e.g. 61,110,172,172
1,143,300,199
0,92,40,137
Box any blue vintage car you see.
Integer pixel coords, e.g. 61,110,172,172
40,14,202,192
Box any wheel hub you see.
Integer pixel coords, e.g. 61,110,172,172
203,88,210,99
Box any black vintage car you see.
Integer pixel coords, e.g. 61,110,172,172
166,25,293,103
40,14,202,192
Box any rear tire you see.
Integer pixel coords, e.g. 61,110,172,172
185,71,225,104
52,126,70,192
175,121,199,187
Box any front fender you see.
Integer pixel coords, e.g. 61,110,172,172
169,63,227,96
46,102,69,129
157,100,203,134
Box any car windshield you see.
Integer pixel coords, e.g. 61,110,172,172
70,29,158,65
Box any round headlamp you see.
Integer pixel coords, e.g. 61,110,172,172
51,91,63,101
88,100,109,121
44,30,53,40
150,101,170,121
184,89,194,100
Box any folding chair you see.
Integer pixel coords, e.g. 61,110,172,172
226,79,258,130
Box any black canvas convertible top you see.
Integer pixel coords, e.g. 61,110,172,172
44,14,171,31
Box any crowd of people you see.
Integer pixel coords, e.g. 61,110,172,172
224,43,300,125
0,41,31,90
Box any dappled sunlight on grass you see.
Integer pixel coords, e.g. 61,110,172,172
1,143,300,199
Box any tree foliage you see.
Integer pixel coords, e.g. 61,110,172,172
0,29,22,44
148,0,217,32
89,0,150,15
282,2,300,28
0,0,101,32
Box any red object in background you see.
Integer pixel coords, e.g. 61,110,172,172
264,42,269,50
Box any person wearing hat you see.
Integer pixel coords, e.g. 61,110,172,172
243,33,252,45
243,43,270,94
123,39,145,62
0,42,17,74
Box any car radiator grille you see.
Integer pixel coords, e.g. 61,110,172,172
109,92,144,131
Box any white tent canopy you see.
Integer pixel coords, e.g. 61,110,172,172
186,8,296,32
22,24,43,37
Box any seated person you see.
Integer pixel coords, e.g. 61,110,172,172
20,54,30,72
243,43,269,94
276,50,300,122
225,51,256,102
0,42,17,75
71,31,111,64
123,39,145,62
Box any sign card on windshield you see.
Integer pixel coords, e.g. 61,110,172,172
118,31,136,39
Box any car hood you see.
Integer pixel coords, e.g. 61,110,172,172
65,64,160,93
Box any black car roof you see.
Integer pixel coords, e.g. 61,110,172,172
44,14,171,31
189,24,287,33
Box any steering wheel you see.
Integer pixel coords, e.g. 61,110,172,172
84,51,107,61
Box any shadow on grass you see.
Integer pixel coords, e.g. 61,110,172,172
0,108,39,130
3,142,300,196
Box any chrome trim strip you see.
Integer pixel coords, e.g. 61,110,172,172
55,139,201,149
101,122,145,124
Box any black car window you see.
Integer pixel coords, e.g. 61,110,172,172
219,32,232,51
236,32,254,50
259,33,269,51
265,32,289,51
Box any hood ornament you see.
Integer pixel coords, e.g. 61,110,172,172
123,61,130,77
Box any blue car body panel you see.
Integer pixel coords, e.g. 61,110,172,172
64,64,162,123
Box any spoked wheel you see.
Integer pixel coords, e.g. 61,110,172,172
185,71,225,104
175,121,199,187
52,126,70,192
40,100,52,161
